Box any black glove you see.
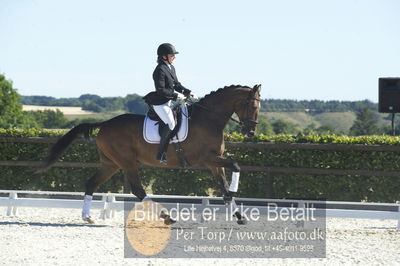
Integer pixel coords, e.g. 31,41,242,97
174,83,191,96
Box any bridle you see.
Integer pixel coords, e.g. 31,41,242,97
238,90,260,128
188,90,260,129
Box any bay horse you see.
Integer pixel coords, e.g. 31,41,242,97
40,84,261,224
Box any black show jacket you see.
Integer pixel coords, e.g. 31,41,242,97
143,62,191,105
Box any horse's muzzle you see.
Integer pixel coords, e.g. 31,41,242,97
242,127,256,137
247,130,255,137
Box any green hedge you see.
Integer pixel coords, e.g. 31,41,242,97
1,129,400,202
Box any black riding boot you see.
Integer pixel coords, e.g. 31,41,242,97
156,126,173,164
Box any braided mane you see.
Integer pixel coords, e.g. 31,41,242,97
198,84,251,104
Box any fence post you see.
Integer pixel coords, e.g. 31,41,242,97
6,192,18,216
200,198,210,223
123,176,131,194
100,193,115,219
265,174,274,198
295,200,306,228
109,194,116,218
100,194,109,220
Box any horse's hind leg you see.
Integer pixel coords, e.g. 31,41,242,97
82,153,119,223
122,162,146,201
122,160,175,225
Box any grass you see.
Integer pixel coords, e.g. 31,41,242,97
261,111,355,133
313,112,356,133
261,112,318,128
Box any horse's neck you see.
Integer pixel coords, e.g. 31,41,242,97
195,92,239,132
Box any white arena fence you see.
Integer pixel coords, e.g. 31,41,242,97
0,190,399,230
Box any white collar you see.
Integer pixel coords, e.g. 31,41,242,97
163,61,172,69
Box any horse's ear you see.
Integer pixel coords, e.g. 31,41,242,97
253,84,261,93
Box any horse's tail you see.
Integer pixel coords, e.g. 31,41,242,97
38,122,103,172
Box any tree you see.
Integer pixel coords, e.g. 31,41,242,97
79,94,102,102
64,117,104,128
303,123,342,135
25,110,68,129
224,119,242,133
125,94,148,114
271,119,299,134
82,101,102,112
257,118,274,135
349,106,380,136
0,74,31,128
316,124,340,135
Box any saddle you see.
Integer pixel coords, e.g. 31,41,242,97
143,104,189,144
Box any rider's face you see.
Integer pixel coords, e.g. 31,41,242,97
163,54,176,64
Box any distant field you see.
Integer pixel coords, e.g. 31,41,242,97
261,111,393,134
261,112,317,127
64,111,125,121
313,112,356,133
22,105,125,121
261,111,357,133
22,105,94,115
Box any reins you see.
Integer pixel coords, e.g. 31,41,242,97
189,101,243,125
185,90,260,127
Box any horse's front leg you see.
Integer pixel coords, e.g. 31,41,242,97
207,156,246,225
210,155,241,195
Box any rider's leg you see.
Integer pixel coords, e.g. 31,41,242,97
157,125,173,163
152,101,176,163
152,100,176,130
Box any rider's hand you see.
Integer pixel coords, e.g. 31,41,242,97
190,92,198,99
176,92,186,100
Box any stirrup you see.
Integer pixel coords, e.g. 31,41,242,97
157,152,167,164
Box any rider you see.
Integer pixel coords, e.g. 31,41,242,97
143,43,194,164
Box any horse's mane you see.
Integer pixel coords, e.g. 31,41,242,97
197,84,251,105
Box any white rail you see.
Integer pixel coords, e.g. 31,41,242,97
0,190,399,230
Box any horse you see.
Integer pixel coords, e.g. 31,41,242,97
39,84,261,225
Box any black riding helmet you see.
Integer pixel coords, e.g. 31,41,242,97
157,43,179,56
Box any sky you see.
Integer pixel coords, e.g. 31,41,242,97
0,0,399,102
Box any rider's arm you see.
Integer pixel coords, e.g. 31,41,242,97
169,65,191,96
153,68,178,100
174,82,191,97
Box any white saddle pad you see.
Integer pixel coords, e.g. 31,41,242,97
143,104,189,144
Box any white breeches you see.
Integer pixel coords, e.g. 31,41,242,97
152,100,176,130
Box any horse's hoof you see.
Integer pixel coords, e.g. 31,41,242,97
82,217,95,224
163,217,176,225
160,211,169,219
160,211,176,225
223,195,233,205
237,219,247,225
